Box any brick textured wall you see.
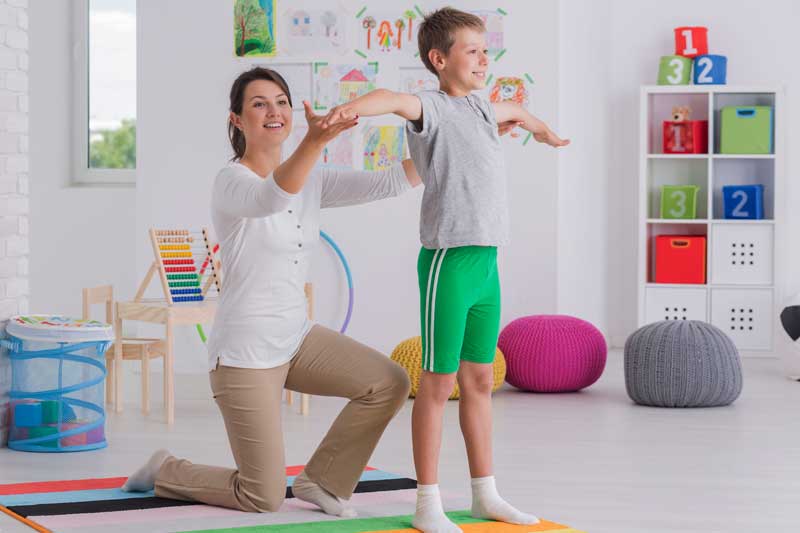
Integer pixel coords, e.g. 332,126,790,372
0,0,28,447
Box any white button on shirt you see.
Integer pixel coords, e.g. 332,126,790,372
207,161,410,371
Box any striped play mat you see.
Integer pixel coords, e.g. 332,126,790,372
0,466,583,533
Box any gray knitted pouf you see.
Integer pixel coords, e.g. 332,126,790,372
624,321,742,407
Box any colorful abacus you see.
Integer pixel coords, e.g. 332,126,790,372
144,229,221,305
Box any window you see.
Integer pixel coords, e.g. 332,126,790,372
73,0,136,184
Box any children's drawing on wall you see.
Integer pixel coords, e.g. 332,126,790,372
363,126,406,171
312,62,378,111
253,63,312,111
322,128,356,169
234,0,277,57
488,74,534,143
279,2,350,56
470,8,506,61
399,67,439,94
355,6,424,61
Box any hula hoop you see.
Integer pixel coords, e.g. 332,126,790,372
197,230,354,341
320,230,354,334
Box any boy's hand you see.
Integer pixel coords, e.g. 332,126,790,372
534,128,570,148
321,103,359,129
498,121,523,136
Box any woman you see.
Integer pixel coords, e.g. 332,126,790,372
121,67,417,517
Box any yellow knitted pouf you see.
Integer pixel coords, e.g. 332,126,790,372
390,336,506,399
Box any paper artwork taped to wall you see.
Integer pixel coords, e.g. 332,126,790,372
363,126,405,171
312,62,378,111
284,118,355,169
251,63,312,110
469,8,506,60
488,74,533,142
355,6,423,61
234,0,277,57
399,67,439,94
279,2,350,56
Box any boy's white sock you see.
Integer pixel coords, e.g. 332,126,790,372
121,449,171,492
471,475,539,525
412,483,462,533
292,470,357,518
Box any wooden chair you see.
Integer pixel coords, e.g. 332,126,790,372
285,284,313,415
82,285,167,415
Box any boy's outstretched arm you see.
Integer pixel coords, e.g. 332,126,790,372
492,101,570,148
322,89,422,128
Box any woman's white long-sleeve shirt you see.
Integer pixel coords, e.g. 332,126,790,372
206,161,411,371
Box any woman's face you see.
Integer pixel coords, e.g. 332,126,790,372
231,79,293,149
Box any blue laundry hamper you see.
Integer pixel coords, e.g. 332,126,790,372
2,315,112,452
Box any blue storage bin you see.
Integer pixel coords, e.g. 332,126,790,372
722,185,764,220
3,315,111,452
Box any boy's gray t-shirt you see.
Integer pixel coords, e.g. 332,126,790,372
406,89,509,249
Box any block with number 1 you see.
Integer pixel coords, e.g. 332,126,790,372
674,26,708,58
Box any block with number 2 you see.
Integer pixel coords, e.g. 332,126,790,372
693,54,727,85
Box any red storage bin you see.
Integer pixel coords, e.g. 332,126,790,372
655,235,706,284
663,120,708,154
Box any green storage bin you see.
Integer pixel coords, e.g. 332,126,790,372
661,185,699,219
720,106,773,154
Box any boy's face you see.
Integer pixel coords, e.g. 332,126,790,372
437,27,489,93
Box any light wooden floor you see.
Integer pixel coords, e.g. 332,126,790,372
1,351,799,533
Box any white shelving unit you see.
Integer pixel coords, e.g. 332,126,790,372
638,85,785,354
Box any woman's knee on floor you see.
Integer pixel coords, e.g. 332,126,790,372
241,478,286,512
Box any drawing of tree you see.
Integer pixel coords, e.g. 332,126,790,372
363,16,376,49
404,9,416,41
235,0,263,56
395,19,405,49
321,10,337,37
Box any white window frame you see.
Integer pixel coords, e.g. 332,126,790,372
72,0,136,185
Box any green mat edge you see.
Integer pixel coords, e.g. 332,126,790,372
176,510,487,533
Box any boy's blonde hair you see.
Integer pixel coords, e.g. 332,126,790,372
417,7,486,77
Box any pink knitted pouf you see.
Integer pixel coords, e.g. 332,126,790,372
498,315,607,392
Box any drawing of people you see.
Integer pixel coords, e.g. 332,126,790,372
377,20,394,52
291,10,311,36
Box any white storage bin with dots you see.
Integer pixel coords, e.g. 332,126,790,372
710,223,773,285
710,288,773,350
645,287,707,324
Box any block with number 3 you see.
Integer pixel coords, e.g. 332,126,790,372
693,54,727,85
658,55,692,85
674,26,708,58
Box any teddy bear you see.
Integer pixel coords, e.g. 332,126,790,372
671,105,691,122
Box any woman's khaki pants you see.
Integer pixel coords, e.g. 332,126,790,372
154,325,411,512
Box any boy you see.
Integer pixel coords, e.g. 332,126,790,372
323,7,569,533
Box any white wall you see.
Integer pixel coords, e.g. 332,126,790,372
556,0,611,334
29,1,137,319
0,0,29,447
29,0,798,384
136,0,561,373
553,0,800,366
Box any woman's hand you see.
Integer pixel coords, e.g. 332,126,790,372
320,102,358,129
303,101,358,146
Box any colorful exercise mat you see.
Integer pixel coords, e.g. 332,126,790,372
0,466,583,533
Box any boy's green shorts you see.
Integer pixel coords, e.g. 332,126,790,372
417,246,501,374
